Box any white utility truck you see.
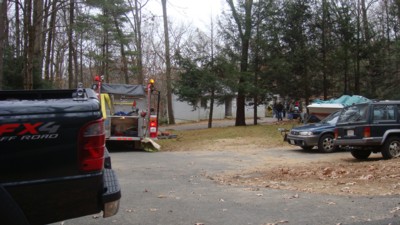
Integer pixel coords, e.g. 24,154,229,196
92,76,160,151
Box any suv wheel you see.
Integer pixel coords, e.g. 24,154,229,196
382,136,400,159
318,134,336,153
351,149,371,159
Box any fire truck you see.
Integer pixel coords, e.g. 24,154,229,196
92,76,160,151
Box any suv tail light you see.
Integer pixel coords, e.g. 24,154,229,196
78,119,105,172
364,126,371,138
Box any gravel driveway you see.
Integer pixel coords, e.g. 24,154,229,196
53,148,400,225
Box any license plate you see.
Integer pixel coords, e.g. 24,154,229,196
290,140,295,144
347,130,354,136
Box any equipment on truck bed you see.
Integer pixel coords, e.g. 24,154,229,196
92,76,160,151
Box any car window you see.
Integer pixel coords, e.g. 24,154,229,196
320,110,340,125
337,104,368,124
372,105,395,122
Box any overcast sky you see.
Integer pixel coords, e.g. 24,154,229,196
146,0,227,30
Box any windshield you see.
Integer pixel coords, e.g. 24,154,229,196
320,110,340,125
337,104,368,124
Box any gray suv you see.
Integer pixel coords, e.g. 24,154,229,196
334,101,400,159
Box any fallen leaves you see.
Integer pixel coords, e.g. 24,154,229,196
263,220,289,225
212,158,400,196
390,206,400,213
359,174,374,180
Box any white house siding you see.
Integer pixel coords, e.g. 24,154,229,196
172,94,266,124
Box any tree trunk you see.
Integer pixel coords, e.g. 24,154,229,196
0,0,7,90
113,19,129,84
343,45,349,95
15,0,21,57
23,0,33,90
38,0,47,82
73,36,79,86
68,0,75,88
253,3,262,125
127,0,145,84
322,0,328,100
31,0,44,89
208,88,215,128
227,0,253,126
101,6,110,83
161,0,175,124
208,15,215,128
355,0,361,95
44,0,57,81
225,98,232,117
72,1,79,87
134,0,144,85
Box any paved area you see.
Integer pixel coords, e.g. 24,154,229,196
53,149,400,225
49,117,400,225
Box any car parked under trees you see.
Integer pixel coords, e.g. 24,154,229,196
286,110,340,153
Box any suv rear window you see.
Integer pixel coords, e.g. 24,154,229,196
337,104,368,124
372,105,396,122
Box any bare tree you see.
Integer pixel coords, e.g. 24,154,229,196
0,0,6,89
161,0,175,124
68,0,75,88
44,0,58,82
127,0,148,85
15,0,21,57
23,0,33,89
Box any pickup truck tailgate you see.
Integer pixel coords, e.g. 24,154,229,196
0,89,121,224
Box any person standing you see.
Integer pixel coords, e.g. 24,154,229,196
275,102,284,121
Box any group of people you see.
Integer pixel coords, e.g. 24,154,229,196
273,100,302,121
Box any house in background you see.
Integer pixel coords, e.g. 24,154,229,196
172,94,266,124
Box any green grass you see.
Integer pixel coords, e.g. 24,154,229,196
158,121,297,151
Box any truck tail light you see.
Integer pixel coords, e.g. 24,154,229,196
364,126,371,138
78,119,105,172
149,115,158,138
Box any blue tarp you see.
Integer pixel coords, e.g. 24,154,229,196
312,95,371,106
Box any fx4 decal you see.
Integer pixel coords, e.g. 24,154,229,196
0,122,60,142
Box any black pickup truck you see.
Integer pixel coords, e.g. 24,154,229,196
0,87,121,225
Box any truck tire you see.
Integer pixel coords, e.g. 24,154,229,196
382,136,400,159
0,185,30,225
318,134,336,153
351,149,371,159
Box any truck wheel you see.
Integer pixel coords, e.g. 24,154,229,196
0,185,30,225
382,136,400,159
318,134,336,153
351,149,371,159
